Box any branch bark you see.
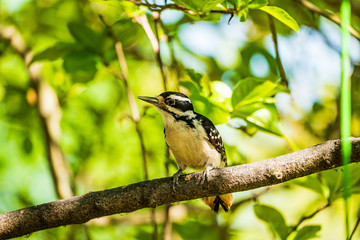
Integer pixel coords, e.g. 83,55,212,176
1,138,360,239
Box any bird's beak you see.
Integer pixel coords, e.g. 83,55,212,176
138,96,161,107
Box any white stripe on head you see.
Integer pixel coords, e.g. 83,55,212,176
168,95,192,103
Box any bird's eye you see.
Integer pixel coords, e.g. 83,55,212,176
166,99,176,106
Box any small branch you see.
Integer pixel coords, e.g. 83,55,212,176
349,217,360,240
103,19,158,239
135,14,167,91
0,25,74,200
293,0,360,41
1,138,360,239
127,0,237,15
153,12,167,91
268,15,288,87
289,202,331,234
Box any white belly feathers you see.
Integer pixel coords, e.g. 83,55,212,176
163,116,222,171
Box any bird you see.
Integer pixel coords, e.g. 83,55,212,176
138,91,233,212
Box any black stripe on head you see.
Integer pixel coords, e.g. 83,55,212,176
160,92,194,112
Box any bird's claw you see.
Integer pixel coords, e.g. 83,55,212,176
202,166,215,184
172,169,182,192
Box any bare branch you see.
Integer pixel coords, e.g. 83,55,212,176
268,15,288,87
1,138,360,239
293,0,360,41
135,14,167,91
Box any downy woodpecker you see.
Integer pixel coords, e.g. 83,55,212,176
138,92,233,212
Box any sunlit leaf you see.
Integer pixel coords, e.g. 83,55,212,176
248,0,268,9
238,7,249,21
254,204,288,240
172,0,225,15
259,6,299,32
186,69,203,88
231,78,288,109
179,80,201,95
293,225,321,240
232,103,284,136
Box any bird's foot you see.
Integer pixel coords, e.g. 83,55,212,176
202,165,216,184
172,169,182,192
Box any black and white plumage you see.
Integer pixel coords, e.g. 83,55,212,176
138,92,233,212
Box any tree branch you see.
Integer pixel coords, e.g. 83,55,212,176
268,15,288,87
1,138,360,239
293,0,360,41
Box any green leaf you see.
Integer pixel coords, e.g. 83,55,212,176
238,7,249,22
172,0,224,15
179,81,201,95
254,204,288,240
202,0,226,14
248,0,268,9
186,69,203,88
231,78,288,109
231,78,288,136
294,176,326,197
191,95,229,125
232,103,284,136
259,6,299,32
294,225,321,240
68,22,102,52
63,50,98,83
31,42,78,64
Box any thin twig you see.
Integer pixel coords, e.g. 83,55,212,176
153,12,167,91
159,20,182,84
268,15,288,87
292,0,360,41
135,14,167,91
110,26,158,240
289,202,331,234
349,217,360,240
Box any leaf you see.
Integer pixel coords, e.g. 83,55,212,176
63,50,98,83
179,81,201,95
254,204,288,240
202,0,226,14
172,0,224,15
231,78,288,109
259,6,299,32
31,42,78,64
238,7,249,22
67,22,102,52
294,175,326,197
231,78,288,136
191,95,229,125
248,0,268,9
22,137,33,154
232,103,284,136
294,225,321,240
186,69,203,88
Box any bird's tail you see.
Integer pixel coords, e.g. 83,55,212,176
202,193,233,213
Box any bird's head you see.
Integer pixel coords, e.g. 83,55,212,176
138,92,194,118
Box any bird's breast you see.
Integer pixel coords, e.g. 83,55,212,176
164,119,221,170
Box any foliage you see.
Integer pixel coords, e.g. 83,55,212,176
0,0,359,239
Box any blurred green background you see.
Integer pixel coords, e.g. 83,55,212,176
1,0,360,239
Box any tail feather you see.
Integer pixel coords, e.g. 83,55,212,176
202,193,233,213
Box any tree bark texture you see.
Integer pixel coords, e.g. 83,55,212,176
1,138,360,239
